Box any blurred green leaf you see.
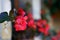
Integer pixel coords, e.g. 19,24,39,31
0,12,10,23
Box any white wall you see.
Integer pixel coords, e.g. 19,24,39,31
0,0,2,13
0,0,11,15
32,0,41,20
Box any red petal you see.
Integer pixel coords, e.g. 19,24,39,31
24,16,28,20
38,27,44,33
42,20,47,25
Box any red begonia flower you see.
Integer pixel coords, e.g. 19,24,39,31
44,24,50,36
51,36,57,40
51,31,60,40
27,13,33,19
14,24,26,31
28,19,36,30
37,19,50,36
17,8,25,16
14,16,27,31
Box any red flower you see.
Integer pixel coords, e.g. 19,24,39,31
17,8,25,16
38,24,50,36
38,27,44,33
37,19,50,36
37,19,47,27
51,36,57,40
42,20,47,25
27,13,36,30
51,31,60,40
24,16,28,20
27,13,33,19
14,16,27,31
28,19,36,30
14,24,26,31
44,24,50,36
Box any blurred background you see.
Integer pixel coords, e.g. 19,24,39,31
0,0,60,40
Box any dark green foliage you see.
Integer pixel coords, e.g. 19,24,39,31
0,12,10,23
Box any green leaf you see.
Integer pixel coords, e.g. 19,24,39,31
0,12,9,23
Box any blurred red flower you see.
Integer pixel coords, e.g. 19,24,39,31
37,19,50,36
17,8,25,16
51,31,60,40
51,36,57,40
28,19,36,30
44,24,50,35
27,13,36,30
27,13,33,20
14,16,28,31
14,24,26,31
37,19,47,27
